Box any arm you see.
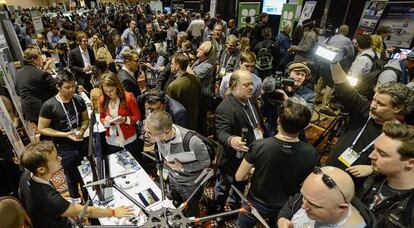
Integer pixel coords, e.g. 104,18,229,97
61,203,134,218
235,159,253,181
79,110,89,136
38,117,70,138
126,94,141,124
121,79,141,98
277,194,302,222
184,137,211,172
330,62,348,84
289,32,315,53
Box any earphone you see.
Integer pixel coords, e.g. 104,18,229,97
144,90,167,104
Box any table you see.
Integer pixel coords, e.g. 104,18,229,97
79,150,174,226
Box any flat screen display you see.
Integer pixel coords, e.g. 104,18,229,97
262,0,287,15
390,48,412,60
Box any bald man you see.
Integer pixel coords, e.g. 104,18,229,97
277,166,375,228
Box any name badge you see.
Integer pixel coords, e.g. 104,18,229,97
338,147,360,167
253,127,263,140
219,67,226,77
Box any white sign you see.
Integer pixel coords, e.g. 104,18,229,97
298,1,317,25
210,0,217,17
0,97,25,156
150,1,163,13
30,11,44,34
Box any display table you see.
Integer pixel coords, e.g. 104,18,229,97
79,150,174,226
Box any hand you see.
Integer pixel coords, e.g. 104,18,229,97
113,116,126,124
113,206,134,218
275,89,288,101
41,47,48,52
66,131,83,141
76,128,86,139
346,165,373,177
164,159,183,171
230,136,249,152
277,218,293,228
104,116,113,124
77,85,86,93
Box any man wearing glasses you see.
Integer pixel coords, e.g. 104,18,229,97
277,166,375,228
143,111,210,217
118,50,142,99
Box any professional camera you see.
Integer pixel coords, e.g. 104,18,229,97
261,72,295,103
273,71,295,89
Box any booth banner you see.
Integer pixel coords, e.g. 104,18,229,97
353,0,388,40
298,1,316,25
289,0,304,20
377,2,414,48
238,2,261,27
0,95,25,156
150,1,163,13
30,10,44,34
279,4,297,36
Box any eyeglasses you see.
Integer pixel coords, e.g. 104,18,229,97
313,166,347,203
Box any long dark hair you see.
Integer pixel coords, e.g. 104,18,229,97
99,72,127,111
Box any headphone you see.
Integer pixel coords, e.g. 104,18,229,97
144,90,167,104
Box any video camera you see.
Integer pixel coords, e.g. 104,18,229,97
261,71,295,103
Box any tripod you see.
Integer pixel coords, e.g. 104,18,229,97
313,111,349,156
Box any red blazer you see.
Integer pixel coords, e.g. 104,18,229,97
99,92,141,140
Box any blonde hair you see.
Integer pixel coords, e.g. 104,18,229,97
239,37,250,53
96,47,114,64
371,34,383,55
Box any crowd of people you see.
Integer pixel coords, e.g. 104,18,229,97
1,2,414,228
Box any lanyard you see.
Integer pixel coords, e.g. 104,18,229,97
221,52,233,70
243,100,259,128
351,117,378,154
56,95,79,130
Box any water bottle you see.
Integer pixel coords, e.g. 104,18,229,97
81,157,91,174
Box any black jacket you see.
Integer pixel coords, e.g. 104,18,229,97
358,174,414,228
15,64,58,122
277,193,376,228
69,46,96,90
117,68,143,118
215,95,262,183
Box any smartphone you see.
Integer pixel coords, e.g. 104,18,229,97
314,45,339,63
109,116,123,123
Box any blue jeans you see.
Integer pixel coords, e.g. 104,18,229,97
210,168,247,213
237,194,279,228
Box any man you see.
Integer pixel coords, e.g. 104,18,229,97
347,34,376,79
19,141,133,228
189,41,214,135
227,19,239,37
275,24,292,70
326,63,414,188
251,13,269,48
166,53,201,131
277,166,375,228
113,34,131,63
217,34,241,78
207,23,225,66
118,50,142,99
105,21,119,58
34,33,55,58
254,28,278,79
121,19,140,49
377,51,414,86
210,69,263,214
142,43,168,89
219,51,262,100
144,111,210,216
238,16,253,39
69,33,96,92
141,22,155,48
16,48,58,124
37,70,89,199
186,13,205,46
144,88,188,128
235,97,318,227
357,122,414,227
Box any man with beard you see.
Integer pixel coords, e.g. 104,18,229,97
325,63,414,188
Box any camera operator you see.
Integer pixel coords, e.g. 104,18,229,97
261,62,314,137
141,43,168,89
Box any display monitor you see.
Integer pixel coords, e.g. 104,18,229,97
262,0,287,15
390,48,412,60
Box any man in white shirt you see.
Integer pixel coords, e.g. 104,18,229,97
186,13,205,45
347,34,376,79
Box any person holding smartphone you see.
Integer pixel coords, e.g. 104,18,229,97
98,72,142,160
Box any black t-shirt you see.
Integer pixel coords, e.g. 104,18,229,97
39,95,86,150
245,137,318,209
30,179,71,228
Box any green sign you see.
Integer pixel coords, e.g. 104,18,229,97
279,4,297,36
238,2,261,27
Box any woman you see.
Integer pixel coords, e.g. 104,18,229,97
98,72,142,158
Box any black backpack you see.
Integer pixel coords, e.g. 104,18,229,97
356,66,402,100
362,53,387,72
182,130,218,164
256,40,274,71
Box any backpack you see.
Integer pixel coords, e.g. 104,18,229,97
356,66,402,100
182,130,218,165
256,40,274,71
362,53,387,72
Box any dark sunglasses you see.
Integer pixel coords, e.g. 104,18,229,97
313,166,347,203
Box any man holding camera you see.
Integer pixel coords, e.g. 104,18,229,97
235,97,318,227
142,43,168,89
326,62,414,188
